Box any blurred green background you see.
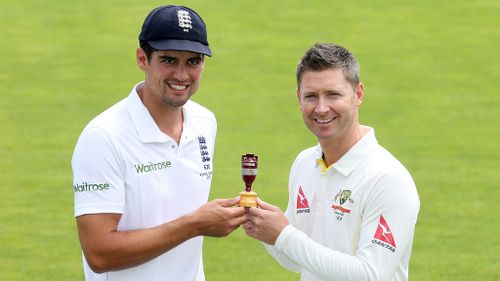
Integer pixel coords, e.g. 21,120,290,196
0,0,498,280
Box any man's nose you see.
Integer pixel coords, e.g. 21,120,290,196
314,97,330,114
173,64,189,81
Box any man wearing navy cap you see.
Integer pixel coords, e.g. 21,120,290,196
71,5,246,281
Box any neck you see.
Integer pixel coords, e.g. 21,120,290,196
137,83,184,144
320,125,368,166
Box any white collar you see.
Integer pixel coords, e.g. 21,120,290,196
126,82,198,145
316,126,378,176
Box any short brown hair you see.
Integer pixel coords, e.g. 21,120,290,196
296,43,360,90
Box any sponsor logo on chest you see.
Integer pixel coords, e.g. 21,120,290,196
134,160,172,174
132,135,212,179
296,185,311,214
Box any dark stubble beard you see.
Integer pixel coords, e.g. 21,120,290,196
159,84,192,108
160,94,190,107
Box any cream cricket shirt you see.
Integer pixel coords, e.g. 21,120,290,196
72,83,216,281
265,127,420,281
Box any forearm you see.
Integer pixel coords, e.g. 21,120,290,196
263,243,301,273
78,213,200,273
275,226,375,281
78,198,245,273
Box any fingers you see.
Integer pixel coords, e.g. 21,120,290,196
223,204,247,229
226,205,246,219
220,209,249,236
256,198,280,212
243,225,254,237
242,220,255,237
214,197,246,218
248,203,280,218
234,213,248,225
214,197,240,207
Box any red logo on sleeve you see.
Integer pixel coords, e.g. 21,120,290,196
297,186,310,209
374,215,396,247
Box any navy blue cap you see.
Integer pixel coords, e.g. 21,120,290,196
139,5,212,57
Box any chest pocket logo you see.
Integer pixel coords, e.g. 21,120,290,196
331,189,354,221
198,136,211,163
198,136,212,179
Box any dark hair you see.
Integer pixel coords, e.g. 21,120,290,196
139,41,157,62
296,43,360,89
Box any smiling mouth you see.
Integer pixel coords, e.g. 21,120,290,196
168,83,189,91
315,117,336,124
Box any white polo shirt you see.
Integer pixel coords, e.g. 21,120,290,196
265,127,420,281
71,82,216,281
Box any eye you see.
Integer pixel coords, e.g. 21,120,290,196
327,92,341,98
160,57,175,64
188,58,202,65
303,94,317,100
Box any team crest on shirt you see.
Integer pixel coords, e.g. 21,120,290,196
198,136,212,179
198,136,211,163
371,215,396,252
296,185,311,214
331,189,354,221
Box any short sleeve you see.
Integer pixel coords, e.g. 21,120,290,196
71,127,126,217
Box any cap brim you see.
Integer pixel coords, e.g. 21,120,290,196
148,39,212,57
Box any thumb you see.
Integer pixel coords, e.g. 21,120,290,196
256,198,280,212
216,197,240,207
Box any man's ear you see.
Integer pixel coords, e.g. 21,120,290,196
354,82,364,106
136,48,148,71
296,88,301,104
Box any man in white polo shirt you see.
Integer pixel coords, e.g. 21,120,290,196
71,5,246,281
243,43,420,281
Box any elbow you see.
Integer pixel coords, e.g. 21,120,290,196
88,263,108,274
84,251,114,273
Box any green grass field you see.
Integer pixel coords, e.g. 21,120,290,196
1,0,498,280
